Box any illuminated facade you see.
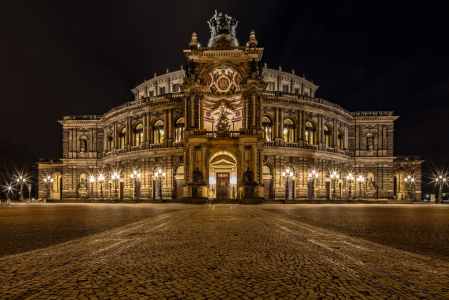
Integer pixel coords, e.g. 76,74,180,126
38,12,423,202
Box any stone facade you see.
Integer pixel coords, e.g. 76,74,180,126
38,17,422,202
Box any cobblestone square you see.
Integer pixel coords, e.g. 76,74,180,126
0,203,448,299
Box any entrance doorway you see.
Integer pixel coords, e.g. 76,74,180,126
119,182,124,200
209,151,238,199
217,173,230,198
153,180,161,199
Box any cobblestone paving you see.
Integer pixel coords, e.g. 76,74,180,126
0,204,448,299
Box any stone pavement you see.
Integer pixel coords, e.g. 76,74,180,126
0,204,448,299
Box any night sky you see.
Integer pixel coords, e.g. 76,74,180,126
1,1,447,185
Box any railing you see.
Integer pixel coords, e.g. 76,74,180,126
173,141,183,147
116,149,124,154
105,152,112,157
206,131,240,138
264,141,275,147
325,147,335,153
131,145,141,151
149,144,162,149
285,142,299,148
307,144,319,150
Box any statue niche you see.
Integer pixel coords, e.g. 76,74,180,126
243,167,257,198
366,133,374,150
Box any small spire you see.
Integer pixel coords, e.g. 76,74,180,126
180,65,184,70
303,74,305,78
292,70,295,75
264,62,267,68
166,68,169,73
154,73,157,78
279,66,282,71
189,31,198,50
247,30,258,48
144,77,146,81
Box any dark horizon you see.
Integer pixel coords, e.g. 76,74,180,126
1,1,448,190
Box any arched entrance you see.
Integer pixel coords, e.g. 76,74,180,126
209,151,238,199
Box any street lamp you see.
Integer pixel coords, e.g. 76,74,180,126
16,176,26,200
111,172,120,200
403,175,415,201
153,169,166,200
282,168,294,200
98,174,105,200
308,169,319,200
346,173,355,200
130,170,141,200
89,175,95,201
330,171,340,202
357,174,365,201
43,175,53,201
435,175,446,203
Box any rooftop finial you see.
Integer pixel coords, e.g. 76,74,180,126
247,30,258,48
292,70,295,75
154,73,157,78
279,66,282,71
189,31,198,49
180,65,184,70
166,68,169,73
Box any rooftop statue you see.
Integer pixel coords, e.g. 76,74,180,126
207,10,238,38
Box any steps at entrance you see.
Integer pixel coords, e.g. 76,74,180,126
208,198,238,204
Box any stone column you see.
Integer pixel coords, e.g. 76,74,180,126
259,149,263,185
252,146,257,182
183,151,187,182
279,109,284,138
274,108,278,139
143,114,147,144
378,125,383,149
164,110,169,146
242,95,247,129
298,110,302,141
344,125,348,150
189,146,195,183
252,94,256,127
239,146,245,181
149,124,153,145
169,109,173,140
184,97,189,130
191,95,195,127
113,123,117,149
333,120,338,148
200,97,204,129
317,115,322,145
126,118,131,146
202,146,207,183
258,94,263,129
103,127,108,153
146,113,151,142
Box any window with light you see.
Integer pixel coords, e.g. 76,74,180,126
134,123,143,146
262,116,272,141
283,118,295,142
153,120,164,144
175,118,185,142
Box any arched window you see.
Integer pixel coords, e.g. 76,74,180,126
176,165,184,175
175,118,185,142
107,135,113,152
338,129,344,149
153,120,164,144
324,125,332,147
119,128,126,149
263,165,271,174
305,122,315,145
133,123,143,146
262,116,273,141
283,119,295,142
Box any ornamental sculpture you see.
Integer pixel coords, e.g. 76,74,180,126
207,10,238,38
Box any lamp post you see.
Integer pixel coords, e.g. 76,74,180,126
16,176,26,200
130,170,141,200
282,168,294,200
111,172,120,200
98,174,104,200
330,171,340,202
403,175,415,201
89,175,95,201
346,173,354,201
308,169,319,200
6,186,13,204
153,169,166,200
43,175,54,201
357,175,365,201
435,175,446,203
